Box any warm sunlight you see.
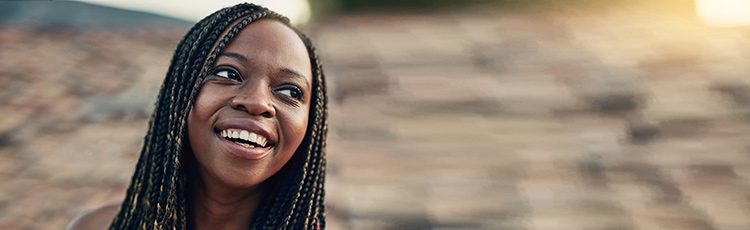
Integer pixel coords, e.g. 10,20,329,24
696,0,750,27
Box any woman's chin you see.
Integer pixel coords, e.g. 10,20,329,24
214,167,271,190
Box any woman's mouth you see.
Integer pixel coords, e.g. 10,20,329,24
219,128,271,148
216,128,275,160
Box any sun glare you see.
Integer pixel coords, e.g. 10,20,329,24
696,0,750,27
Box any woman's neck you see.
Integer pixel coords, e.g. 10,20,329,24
190,172,267,230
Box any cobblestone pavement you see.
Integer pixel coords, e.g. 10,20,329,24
2,6,750,230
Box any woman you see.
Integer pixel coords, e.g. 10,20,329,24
67,3,328,229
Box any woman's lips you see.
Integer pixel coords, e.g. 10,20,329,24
216,132,273,160
214,119,276,147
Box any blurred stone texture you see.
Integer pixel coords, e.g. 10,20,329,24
2,5,750,230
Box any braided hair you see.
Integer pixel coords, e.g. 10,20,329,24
109,3,328,229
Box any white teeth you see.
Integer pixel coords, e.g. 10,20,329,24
220,128,269,147
250,133,259,145
237,142,254,148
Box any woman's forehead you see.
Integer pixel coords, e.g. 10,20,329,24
218,19,312,81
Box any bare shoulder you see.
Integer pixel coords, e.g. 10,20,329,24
66,202,121,230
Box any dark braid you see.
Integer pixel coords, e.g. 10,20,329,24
109,3,328,229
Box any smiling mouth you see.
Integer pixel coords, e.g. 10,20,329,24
217,128,274,149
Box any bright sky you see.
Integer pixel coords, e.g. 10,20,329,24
695,0,750,27
81,0,310,25
81,0,750,28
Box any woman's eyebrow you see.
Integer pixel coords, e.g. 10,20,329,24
281,68,310,86
219,52,248,62
220,51,309,86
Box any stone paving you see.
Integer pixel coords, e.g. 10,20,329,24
2,5,750,230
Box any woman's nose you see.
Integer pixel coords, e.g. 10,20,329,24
229,83,276,118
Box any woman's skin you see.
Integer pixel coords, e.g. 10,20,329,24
187,19,312,230
67,19,312,230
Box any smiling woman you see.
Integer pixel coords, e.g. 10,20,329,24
66,3,328,230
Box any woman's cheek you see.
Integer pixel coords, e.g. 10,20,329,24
194,87,233,121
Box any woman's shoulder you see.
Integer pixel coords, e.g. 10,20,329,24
65,202,121,230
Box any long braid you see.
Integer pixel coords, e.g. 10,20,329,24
312,34,329,228
109,3,327,230
154,8,237,228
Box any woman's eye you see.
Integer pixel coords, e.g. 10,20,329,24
276,87,303,101
211,68,242,81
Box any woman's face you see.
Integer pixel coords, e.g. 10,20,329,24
187,19,312,189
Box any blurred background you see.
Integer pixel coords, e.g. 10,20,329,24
1,0,750,229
